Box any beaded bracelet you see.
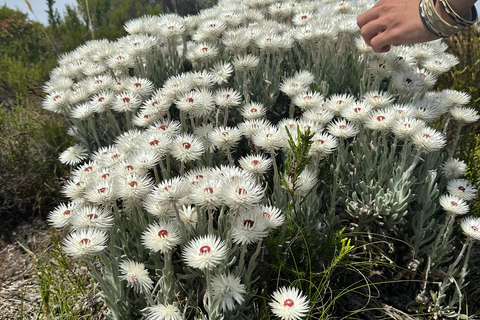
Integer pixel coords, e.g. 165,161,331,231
438,0,478,28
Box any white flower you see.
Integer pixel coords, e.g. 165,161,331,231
223,178,264,211
460,217,480,241
422,52,459,75
148,119,182,136
446,179,477,201
187,42,219,63
182,235,228,270
117,174,155,205
259,205,285,230
124,77,154,98
241,102,267,119
392,118,425,140
283,168,318,195
210,62,233,84
214,88,242,108
189,178,224,209
308,132,339,158
48,202,75,229
340,101,373,123
415,100,444,123
362,91,394,109
59,144,88,165
269,286,309,320
119,260,153,294
253,125,284,152
142,221,182,253
112,92,142,113
209,126,243,150
412,127,446,153
85,181,118,206
391,71,424,93
302,107,335,126
71,102,95,120
292,91,324,110
232,54,260,72
62,228,108,259
449,106,480,124
152,177,190,204
179,205,198,229
442,89,471,107
143,303,183,320
326,119,358,139
239,154,272,175
280,78,307,98
211,273,246,311
231,208,269,245
70,205,114,230
171,133,205,162
364,109,396,132
439,194,469,215
441,158,467,179
91,90,115,113
239,119,272,137
390,104,416,119
325,94,356,115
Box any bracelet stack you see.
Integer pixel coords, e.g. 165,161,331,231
419,0,478,38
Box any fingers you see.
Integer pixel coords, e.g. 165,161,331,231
359,21,387,47
370,30,395,53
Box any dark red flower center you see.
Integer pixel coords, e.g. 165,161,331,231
183,142,191,149
134,83,141,88
451,201,458,206
150,139,159,146
123,97,130,103
102,173,110,179
458,186,466,192
200,245,211,254
204,187,214,194
284,299,294,307
126,165,134,171
423,134,431,138
237,187,247,195
262,211,270,218
339,125,347,129
354,108,361,113
159,125,168,131
252,160,259,166
129,181,137,187
63,210,71,215
187,97,194,103
471,226,479,231
251,108,258,112
243,219,254,228
377,116,385,122
158,229,168,237
98,97,105,102
87,214,98,220
80,238,90,245
98,187,106,193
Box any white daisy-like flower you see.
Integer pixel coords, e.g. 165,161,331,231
179,205,198,230
325,94,356,115
62,228,108,259
284,168,318,195
210,62,233,84
460,217,480,241
232,54,260,72
240,119,272,137
302,107,334,126
117,174,154,205
62,178,89,200
189,178,224,209
112,92,142,113
223,178,264,211
392,118,425,140
84,181,118,206
59,144,88,165
182,234,228,270
241,102,266,119
362,91,394,109
292,91,324,110
70,205,114,230
124,77,154,98
439,194,469,215
308,132,339,158
184,166,212,186
412,127,446,153
253,125,284,153
449,106,480,124
279,78,307,98
340,101,373,123
214,88,242,108
326,119,358,139
71,102,95,120
42,90,72,114
259,205,285,230
91,90,115,113
415,100,444,123
269,286,309,320
209,126,243,150
148,119,182,136
143,303,183,320
446,179,477,201
422,52,459,75
119,260,153,294
389,104,416,119
153,177,190,203
142,221,182,253
211,273,247,311
442,89,471,107
231,208,269,245
171,133,205,163
187,42,220,63
48,202,76,229
441,158,467,179
364,109,396,132
239,154,272,176
105,52,135,70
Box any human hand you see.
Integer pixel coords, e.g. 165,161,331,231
357,0,439,53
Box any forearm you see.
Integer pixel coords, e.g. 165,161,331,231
435,0,477,25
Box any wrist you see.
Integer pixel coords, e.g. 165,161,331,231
434,0,457,25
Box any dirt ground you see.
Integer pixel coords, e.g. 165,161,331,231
0,218,49,319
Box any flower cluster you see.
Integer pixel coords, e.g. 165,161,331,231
44,0,479,319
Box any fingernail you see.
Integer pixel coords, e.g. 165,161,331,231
380,45,391,52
